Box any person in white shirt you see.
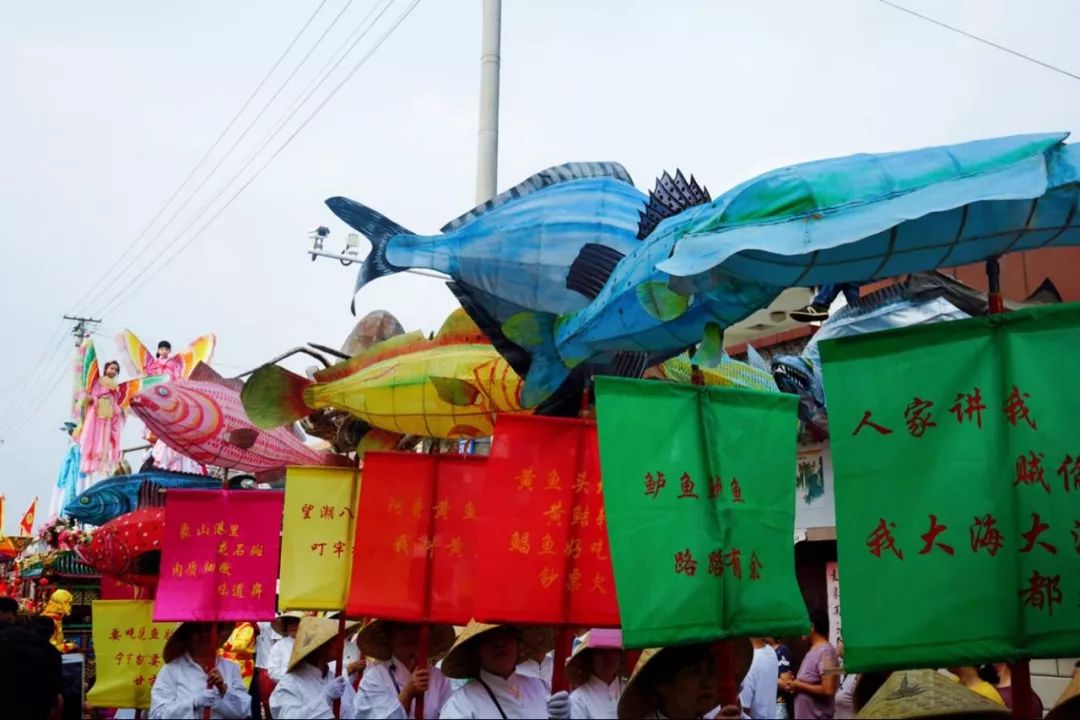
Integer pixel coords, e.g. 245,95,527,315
269,616,358,719
149,622,251,719
267,612,304,683
739,639,779,719
618,645,737,720
566,631,625,719
327,613,365,689
251,621,281,720
438,621,570,719
352,620,455,719
515,627,555,691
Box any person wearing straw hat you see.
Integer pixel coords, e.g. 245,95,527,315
437,621,571,719
326,612,365,688
516,627,555,692
617,644,736,720
149,621,251,719
1047,668,1080,720
854,669,1010,719
352,619,455,719
270,616,358,719
566,631,625,719
267,611,305,683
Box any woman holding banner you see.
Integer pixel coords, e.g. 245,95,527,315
566,632,625,719
149,621,251,719
352,620,455,719
270,616,358,719
437,621,570,720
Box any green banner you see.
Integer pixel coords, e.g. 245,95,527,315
594,377,808,648
820,303,1080,671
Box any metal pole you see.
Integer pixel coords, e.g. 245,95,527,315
476,0,502,204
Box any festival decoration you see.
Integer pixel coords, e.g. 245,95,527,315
19,498,37,536
328,162,644,318
154,489,284,621
222,621,257,688
116,329,217,382
594,377,808,647
41,587,77,651
646,351,778,392
820,303,1080,670
87,600,178,709
243,309,527,439
78,507,165,587
278,466,359,611
37,516,92,551
659,133,1080,295
474,414,618,627
130,363,348,474
65,470,222,527
345,451,485,623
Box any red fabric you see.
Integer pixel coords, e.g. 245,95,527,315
474,415,619,626
99,575,154,600
346,452,484,623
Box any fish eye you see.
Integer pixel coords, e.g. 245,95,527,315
157,387,169,397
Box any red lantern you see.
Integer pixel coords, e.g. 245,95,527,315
38,578,50,587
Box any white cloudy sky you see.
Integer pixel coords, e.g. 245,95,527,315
1,0,1076,533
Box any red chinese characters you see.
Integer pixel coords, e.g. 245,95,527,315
970,514,1005,556
1019,570,1062,615
866,518,904,560
1057,455,1080,493
904,397,937,437
949,387,986,428
1019,513,1057,555
918,515,954,556
852,410,893,436
1003,385,1037,430
1014,451,1048,493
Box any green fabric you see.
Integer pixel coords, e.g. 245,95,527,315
594,377,808,648
820,303,1080,672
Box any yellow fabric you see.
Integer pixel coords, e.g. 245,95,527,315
278,466,359,611
949,675,1007,707
86,600,179,710
96,396,115,419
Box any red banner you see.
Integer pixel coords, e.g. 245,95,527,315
154,490,284,621
346,452,484,624
475,415,619,626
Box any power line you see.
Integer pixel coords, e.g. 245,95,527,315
99,0,422,317
0,326,70,436
71,0,332,316
877,0,1080,82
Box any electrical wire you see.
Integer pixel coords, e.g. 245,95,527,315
878,0,1080,82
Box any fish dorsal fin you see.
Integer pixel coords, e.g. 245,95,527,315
440,162,634,232
189,362,246,394
566,244,626,300
136,480,164,510
637,170,711,239
433,308,488,346
314,331,429,382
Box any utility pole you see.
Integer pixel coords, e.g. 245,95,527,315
476,0,502,204
62,315,101,345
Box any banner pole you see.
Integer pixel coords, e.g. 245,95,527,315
415,445,441,720
204,471,230,720
332,613,347,720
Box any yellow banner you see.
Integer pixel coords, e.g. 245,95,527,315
279,466,359,610
87,600,179,709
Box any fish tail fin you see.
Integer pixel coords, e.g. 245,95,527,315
692,322,725,367
325,197,414,313
240,365,315,429
503,312,571,407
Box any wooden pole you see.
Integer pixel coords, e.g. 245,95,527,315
415,447,441,720
204,472,230,720
332,613,347,720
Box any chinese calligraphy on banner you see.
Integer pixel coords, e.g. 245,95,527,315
279,466,359,610
346,452,485,624
825,561,841,648
474,414,619,627
154,490,284,621
820,304,1080,671
594,377,808,648
87,600,178,709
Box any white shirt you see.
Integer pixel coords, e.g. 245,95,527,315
739,645,779,719
353,656,452,719
270,663,357,720
329,639,363,685
570,675,623,719
834,673,857,720
439,670,549,719
267,636,295,682
149,654,251,719
515,652,554,692
255,622,282,669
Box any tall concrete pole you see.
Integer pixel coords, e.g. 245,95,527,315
476,0,501,204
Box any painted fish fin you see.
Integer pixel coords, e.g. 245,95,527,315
440,162,634,232
1023,277,1062,304
637,170,712,239
693,322,725,368
431,377,483,406
225,428,259,449
357,428,403,458
744,344,771,375
433,308,487,346
503,312,570,408
446,281,533,376
240,365,314,429
314,331,429,382
566,244,626,300
611,351,650,378
189,362,246,394
636,281,692,322
324,197,415,311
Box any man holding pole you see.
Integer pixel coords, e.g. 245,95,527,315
149,621,251,719
270,616,357,719
352,620,455,719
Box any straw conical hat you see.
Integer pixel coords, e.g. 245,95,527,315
566,631,628,687
162,622,235,663
355,619,456,663
856,670,1011,719
1047,672,1080,720
440,620,519,679
271,611,306,636
287,617,342,672
518,626,555,659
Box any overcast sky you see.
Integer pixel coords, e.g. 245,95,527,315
1,0,1076,533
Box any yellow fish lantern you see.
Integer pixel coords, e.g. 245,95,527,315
242,309,527,439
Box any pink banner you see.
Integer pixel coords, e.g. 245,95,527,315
154,490,283,621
